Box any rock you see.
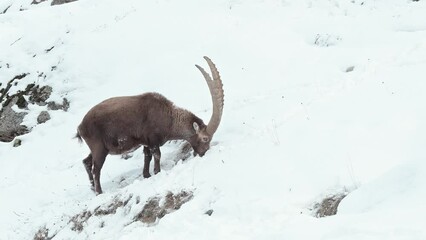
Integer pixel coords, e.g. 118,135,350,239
47,98,70,111
31,0,48,5
69,211,92,233
15,95,28,109
93,195,133,216
0,97,29,142
2,84,52,109
51,0,78,6
13,138,22,147
135,197,161,224
134,190,193,224
205,209,214,216
313,192,348,218
29,85,52,105
68,195,132,233
1,5,11,14
33,226,50,240
0,81,69,141
37,111,51,124
345,66,355,72
0,73,29,105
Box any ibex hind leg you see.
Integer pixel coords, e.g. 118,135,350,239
82,154,94,190
143,146,152,178
91,147,108,195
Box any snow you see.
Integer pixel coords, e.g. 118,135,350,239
1,0,426,239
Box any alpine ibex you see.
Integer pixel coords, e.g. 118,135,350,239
76,56,224,194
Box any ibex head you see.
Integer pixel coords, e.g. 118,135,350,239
190,56,224,157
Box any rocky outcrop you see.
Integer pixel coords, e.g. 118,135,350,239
0,77,69,142
0,97,29,142
51,0,78,6
313,192,348,217
34,190,194,239
1,0,79,14
134,190,194,224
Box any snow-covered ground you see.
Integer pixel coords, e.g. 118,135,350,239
1,0,426,239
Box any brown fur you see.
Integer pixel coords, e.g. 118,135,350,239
77,92,212,194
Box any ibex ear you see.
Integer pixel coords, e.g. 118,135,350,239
193,122,200,133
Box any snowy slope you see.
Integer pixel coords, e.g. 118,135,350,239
1,0,426,239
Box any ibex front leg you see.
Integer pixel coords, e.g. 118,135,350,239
151,146,161,175
143,146,152,178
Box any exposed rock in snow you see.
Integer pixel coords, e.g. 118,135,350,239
0,82,68,141
51,0,77,6
37,111,50,124
35,190,193,238
13,138,22,147
1,0,79,14
47,97,69,111
313,191,349,218
0,97,29,142
134,190,194,224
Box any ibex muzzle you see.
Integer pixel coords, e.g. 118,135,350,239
76,57,224,194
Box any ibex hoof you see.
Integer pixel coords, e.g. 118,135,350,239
143,172,151,178
93,185,102,195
